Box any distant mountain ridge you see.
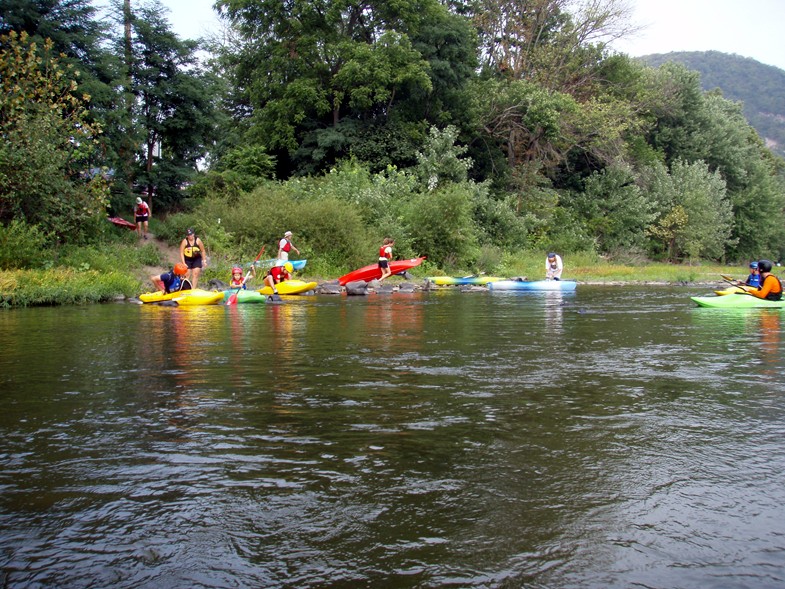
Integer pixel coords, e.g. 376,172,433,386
641,51,785,159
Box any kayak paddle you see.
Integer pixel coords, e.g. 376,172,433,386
226,245,265,306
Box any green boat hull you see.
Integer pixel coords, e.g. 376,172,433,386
691,295,785,308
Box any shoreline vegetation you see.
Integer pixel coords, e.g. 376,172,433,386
0,238,766,308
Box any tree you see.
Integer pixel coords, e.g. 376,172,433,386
0,31,108,241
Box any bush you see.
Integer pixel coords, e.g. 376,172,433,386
0,220,50,269
0,268,140,307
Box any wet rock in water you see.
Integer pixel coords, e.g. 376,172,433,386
318,283,343,295
209,278,229,290
345,280,369,296
398,282,417,292
266,294,284,304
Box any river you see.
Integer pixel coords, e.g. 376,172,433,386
1,286,783,588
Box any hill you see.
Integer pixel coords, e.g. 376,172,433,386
641,51,785,158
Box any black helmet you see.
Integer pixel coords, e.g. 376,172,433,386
758,259,773,273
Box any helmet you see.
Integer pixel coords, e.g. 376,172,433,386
284,262,294,273
757,259,773,273
749,261,759,269
174,263,188,276
232,266,242,275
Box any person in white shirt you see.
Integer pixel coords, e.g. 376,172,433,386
277,230,300,261
545,252,563,280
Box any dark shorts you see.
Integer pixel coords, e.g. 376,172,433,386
184,257,203,270
378,259,389,269
136,215,149,223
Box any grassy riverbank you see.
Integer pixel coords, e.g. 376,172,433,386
1,241,762,308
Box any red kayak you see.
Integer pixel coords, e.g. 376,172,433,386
108,216,136,230
338,257,426,285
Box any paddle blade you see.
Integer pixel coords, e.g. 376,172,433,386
226,291,239,306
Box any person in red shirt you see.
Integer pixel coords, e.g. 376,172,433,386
135,197,150,239
378,238,394,281
264,262,293,294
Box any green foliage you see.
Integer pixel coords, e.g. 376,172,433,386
57,239,163,273
0,267,139,307
0,220,50,269
414,125,473,190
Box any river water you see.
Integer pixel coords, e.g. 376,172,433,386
1,286,783,588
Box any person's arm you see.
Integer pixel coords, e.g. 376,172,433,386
150,274,164,292
198,238,208,266
750,276,776,299
179,239,186,265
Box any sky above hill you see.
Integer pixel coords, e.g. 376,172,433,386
155,0,785,72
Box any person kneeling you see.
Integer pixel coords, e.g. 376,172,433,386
150,263,189,294
264,262,293,295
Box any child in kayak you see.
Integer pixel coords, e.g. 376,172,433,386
744,260,782,301
150,263,189,294
745,261,761,288
378,238,394,281
264,262,293,294
229,265,254,290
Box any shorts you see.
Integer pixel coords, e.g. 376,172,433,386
184,257,203,270
136,215,149,223
378,259,389,269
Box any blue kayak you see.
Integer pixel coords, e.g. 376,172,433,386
256,259,307,271
488,279,577,292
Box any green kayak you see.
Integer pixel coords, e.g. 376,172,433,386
691,294,785,309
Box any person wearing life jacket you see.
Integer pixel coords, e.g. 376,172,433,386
134,197,150,240
151,263,189,294
264,262,293,295
179,228,208,289
745,259,782,301
277,231,300,261
229,265,254,289
378,237,394,281
745,261,762,288
545,252,563,280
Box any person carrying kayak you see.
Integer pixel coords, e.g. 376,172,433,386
545,252,563,280
150,263,190,294
743,260,782,301
264,262,293,295
135,197,150,240
378,237,394,281
277,231,300,261
180,228,208,289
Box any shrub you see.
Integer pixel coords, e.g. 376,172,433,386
0,220,50,269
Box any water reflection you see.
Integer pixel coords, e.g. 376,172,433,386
1,289,785,588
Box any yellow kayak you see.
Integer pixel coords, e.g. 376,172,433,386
139,289,224,305
258,280,318,295
714,285,752,296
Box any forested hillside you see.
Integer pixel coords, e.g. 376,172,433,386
643,51,785,159
2,0,784,273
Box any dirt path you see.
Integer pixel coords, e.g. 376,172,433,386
137,233,182,284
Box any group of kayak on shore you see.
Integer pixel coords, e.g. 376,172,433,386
728,260,783,300
150,229,302,295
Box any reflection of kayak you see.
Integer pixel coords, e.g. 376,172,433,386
108,216,136,230
256,259,307,271
338,257,426,285
691,295,785,308
258,280,317,295
488,280,577,291
139,289,224,305
426,276,504,286
221,289,268,303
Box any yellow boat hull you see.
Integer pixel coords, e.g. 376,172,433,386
258,280,318,295
139,289,224,305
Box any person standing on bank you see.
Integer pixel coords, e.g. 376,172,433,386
378,237,394,281
545,252,563,280
135,197,150,240
179,228,208,289
277,231,300,261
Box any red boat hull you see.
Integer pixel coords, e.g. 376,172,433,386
338,257,426,285
108,216,137,230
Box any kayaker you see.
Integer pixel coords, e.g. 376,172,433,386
264,262,293,295
179,228,208,289
229,265,254,290
277,231,300,261
546,252,563,280
378,237,394,281
745,261,761,288
134,197,150,240
151,263,189,294
744,260,782,301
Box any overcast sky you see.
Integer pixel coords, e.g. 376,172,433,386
155,0,785,71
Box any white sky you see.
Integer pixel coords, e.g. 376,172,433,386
155,0,785,71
